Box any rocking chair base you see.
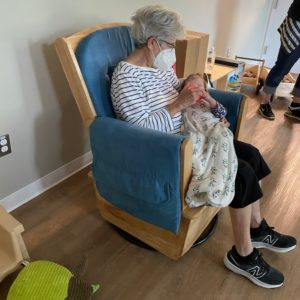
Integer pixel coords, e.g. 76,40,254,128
114,213,219,251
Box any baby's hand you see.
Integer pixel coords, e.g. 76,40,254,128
200,90,217,108
197,98,211,108
220,117,230,128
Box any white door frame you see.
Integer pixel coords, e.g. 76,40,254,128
260,0,300,73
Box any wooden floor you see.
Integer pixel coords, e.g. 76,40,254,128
1,88,299,299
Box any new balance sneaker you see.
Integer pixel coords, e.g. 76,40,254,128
284,106,300,121
224,246,284,288
251,219,297,253
258,103,275,120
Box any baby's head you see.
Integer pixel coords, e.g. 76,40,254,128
183,73,207,91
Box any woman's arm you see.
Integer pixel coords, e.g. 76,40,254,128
111,66,202,131
111,71,176,132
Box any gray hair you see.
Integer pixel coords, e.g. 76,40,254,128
131,5,185,48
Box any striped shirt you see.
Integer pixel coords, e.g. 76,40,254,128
278,16,300,54
111,61,182,133
111,61,227,134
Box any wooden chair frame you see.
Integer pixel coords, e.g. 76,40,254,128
55,23,248,260
0,205,29,282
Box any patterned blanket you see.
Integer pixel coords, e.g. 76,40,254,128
182,106,238,208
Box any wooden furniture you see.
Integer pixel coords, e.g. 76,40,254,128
55,23,247,260
207,64,237,90
235,56,265,95
175,31,209,78
0,205,29,282
236,55,296,97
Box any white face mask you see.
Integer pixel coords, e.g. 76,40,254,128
152,41,176,71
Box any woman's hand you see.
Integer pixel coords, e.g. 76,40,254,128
166,86,202,116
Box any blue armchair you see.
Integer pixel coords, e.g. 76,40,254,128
55,23,247,260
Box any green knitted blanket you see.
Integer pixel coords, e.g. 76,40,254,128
7,260,99,300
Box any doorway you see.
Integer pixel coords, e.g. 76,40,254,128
262,0,300,73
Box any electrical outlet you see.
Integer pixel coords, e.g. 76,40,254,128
226,48,231,58
0,134,12,158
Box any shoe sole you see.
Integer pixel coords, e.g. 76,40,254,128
284,111,300,121
252,242,296,253
258,109,275,120
224,255,284,289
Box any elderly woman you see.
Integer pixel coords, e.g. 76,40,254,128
111,5,296,289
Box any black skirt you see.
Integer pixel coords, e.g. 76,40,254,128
229,140,271,209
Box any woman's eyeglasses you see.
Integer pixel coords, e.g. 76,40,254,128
158,39,176,49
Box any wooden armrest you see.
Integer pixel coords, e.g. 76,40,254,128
235,95,248,141
180,139,193,212
0,205,24,234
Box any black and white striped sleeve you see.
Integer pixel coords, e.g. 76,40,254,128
278,16,300,54
111,71,175,132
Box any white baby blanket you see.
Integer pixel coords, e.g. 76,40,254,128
182,106,238,208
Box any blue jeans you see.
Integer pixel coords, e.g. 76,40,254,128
263,45,300,97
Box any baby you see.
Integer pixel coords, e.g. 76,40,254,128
181,73,238,209
182,73,229,127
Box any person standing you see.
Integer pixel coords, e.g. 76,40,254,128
259,0,300,121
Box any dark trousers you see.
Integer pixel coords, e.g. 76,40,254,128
229,140,271,209
263,45,300,97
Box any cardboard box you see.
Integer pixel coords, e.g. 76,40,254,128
175,31,209,78
242,64,260,86
241,65,296,96
275,73,296,98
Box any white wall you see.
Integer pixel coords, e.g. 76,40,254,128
157,0,272,58
0,0,270,208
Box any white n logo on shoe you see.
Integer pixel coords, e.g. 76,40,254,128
248,266,265,278
263,234,278,245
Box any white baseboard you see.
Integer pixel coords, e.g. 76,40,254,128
0,151,92,212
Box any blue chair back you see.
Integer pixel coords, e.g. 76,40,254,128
209,89,244,135
76,26,134,118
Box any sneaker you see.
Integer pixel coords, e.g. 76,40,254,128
284,106,300,121
251,219,297,253
258,103,275,120
224,246,284,288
